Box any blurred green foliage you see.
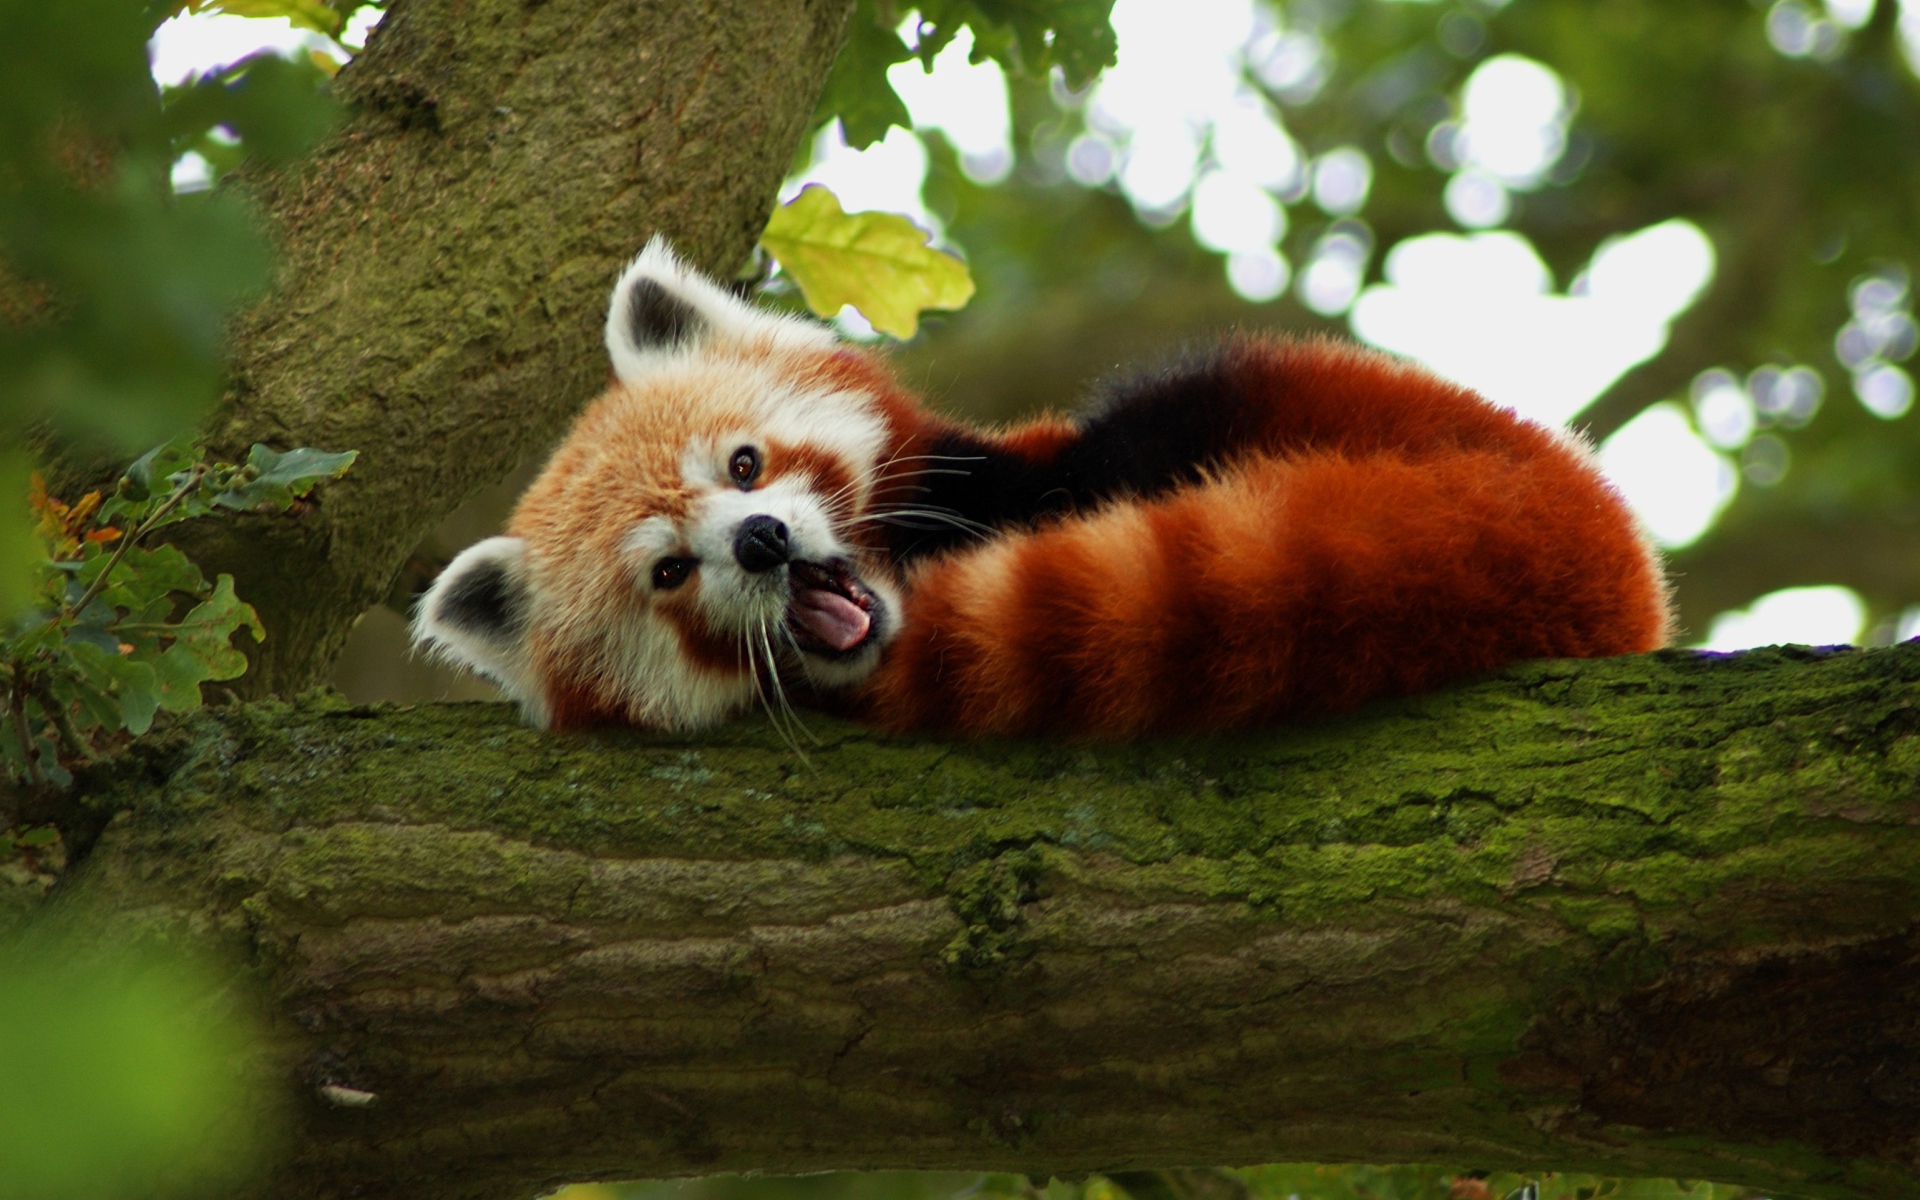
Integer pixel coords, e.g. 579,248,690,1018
0,0,354,790
1290,0,1920,544
0,11,340,1191
0,933,267,1200
0,0,339,606
818,0,1119,147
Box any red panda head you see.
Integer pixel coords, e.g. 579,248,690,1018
412,238,909,731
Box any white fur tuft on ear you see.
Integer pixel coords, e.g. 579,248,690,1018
411,536,548,726
604,235,836,383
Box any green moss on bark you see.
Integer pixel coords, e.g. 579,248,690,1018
47,644,1920,1200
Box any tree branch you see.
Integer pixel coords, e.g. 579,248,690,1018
57,644,1920,1200
173,0,853,696
1572,190,1803,445
1668,509,1920,635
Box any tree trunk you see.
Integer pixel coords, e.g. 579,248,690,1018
52,643,1920,1200
177,0,852,696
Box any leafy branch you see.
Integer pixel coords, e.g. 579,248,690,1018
60,464,208,624
817,0,1118,148
1,442,355,799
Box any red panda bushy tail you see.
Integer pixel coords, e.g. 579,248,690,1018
861,338,1670,737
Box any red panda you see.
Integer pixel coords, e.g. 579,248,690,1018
412,238,1670,739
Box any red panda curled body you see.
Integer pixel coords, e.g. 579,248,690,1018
412,239,1671,739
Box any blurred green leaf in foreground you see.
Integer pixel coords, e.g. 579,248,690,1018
0,934,269,1200
0,0,339,614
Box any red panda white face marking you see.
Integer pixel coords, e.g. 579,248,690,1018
668,426,891,658
413,237,902,731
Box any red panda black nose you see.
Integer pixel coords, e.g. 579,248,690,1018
734,515,790,573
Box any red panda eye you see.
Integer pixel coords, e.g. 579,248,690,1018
651,557,694,590
729,446,760,487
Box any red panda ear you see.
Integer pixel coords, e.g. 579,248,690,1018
412,537,543,718
604,236,836,383
625,277,701,351
607,240,711,380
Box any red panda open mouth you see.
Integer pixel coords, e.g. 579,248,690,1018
786,558,878,656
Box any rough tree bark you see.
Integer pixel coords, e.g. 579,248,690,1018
49,643,1920,1200
176,0,852,696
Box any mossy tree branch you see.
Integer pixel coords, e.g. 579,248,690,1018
51,644,1920,1200
172,0,853,696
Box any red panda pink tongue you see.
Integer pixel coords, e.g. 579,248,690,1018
791,587,870,651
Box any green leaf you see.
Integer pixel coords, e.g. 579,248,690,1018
910,0,1118,88
77,542,206,612
6,617,64,662
161,52,341,164
62,641,153,735
814,0,916,149
121,441,197,504
108,656,162,736
0,723,25,782
813,0,1117,144
150,574,262,713
210,444,358,512
64,673,126,735
1236,1164,1456,1200
0,0,339,461
761,185,975,339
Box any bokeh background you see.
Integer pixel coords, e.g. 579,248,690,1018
154,0,1909,706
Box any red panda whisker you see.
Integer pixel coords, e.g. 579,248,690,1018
856,514,988,536
844,467,967,489
758,617,820,751
819,470,911,507
819,454,988,505
849,509,997,539
821,478,938,518
858,501,988,521
740,629,776,727
747,625,807,760
818,460,975,509
745,619,808,761
770,622,828,746
870,452,989,468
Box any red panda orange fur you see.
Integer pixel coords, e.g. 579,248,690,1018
413,242,1669,742
850,337,1669,737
